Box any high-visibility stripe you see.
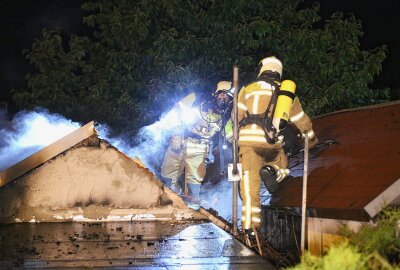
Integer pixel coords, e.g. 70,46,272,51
186,148,206,154
239,136,267,143
245,90,272,99
252,217,261,223
290,111,304,122
186,143,207,148
186,143,207,149
243,170,251,230
238,102,248,111
257,81,270,89
242,206,262,212
239,129,265,135
252,95,260,114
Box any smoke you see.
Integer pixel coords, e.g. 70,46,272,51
201,180,242,224
98,105,196,174
0,106,240,222
0,109,80,172
0,103,195,175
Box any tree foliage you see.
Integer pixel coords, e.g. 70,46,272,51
13,0,389,134
288,208,400,269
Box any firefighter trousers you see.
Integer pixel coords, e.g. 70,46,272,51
184,138,208,185
161,138,208,194
161,147,184,189
239,144,288,230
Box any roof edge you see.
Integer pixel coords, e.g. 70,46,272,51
0,121,96,187
313,100,400,119
364,178,400,218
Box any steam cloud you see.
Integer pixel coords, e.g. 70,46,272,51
201,180,242,224
0,107,183,175
96,106,185,174
0,107,238,222
0,109,80,171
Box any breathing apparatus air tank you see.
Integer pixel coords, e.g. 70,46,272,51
272,80,296,132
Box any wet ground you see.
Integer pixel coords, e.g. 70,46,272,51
0,220,274,269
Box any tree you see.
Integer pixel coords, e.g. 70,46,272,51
13,0,389,134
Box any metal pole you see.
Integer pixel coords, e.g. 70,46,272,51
232,65,239,236
301,133,309,255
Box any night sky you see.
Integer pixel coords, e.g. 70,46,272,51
1,0,399,113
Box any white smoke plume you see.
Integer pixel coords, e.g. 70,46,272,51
0,106,188,176
0,107,239,222
97,106,187,174
0,109,80,172
201,179,242,224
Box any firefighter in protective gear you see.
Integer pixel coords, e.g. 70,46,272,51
161,81,233,208
238,56,317,230
160,94,197,194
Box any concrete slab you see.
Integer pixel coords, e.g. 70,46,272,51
0,221,274,269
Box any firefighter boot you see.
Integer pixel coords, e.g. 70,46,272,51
260,165,279,194
187,183,201,211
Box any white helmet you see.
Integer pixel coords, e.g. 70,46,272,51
214,81,233,97
258,56,283,78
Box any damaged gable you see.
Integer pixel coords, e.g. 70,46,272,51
0,123,202,223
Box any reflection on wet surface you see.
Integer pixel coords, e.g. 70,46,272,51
0,221,274,269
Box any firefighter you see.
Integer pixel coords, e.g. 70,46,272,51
237,56,317,230
161,81,233,209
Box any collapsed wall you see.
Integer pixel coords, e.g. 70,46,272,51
0,135,203,223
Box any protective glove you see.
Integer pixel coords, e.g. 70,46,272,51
169,136,184,153
302,130,318,148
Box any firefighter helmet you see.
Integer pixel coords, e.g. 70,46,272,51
258,56,283,78
214,81,233,97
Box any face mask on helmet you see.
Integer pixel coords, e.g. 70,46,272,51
213,81,233,112
260,70,281,81
215,92,231,111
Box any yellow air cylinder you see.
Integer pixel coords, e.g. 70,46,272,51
272,80,296,132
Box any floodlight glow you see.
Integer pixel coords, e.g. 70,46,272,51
178,103,199,126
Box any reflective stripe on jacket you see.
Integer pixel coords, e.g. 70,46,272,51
238,80,314,147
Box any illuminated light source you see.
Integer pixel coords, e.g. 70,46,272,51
179,104,198,126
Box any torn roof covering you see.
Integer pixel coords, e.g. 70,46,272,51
270,101,400,221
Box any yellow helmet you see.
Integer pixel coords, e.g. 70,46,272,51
214,81,233,97
258,56,283,78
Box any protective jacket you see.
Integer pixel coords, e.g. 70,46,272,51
237,79,316,230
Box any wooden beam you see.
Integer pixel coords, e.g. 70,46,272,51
0,121,96,187
364,178,400,218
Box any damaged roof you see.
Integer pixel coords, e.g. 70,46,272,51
0,122,274,268
0,122,205,223
271,101,400,221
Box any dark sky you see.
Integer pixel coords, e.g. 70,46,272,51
0,0,85,111
1,0,399,112
317,0,400,93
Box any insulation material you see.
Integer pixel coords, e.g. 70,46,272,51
0,136,201,223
